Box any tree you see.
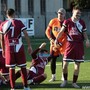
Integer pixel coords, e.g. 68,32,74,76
73,0,90,9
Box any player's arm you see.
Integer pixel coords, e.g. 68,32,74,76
0,33,5,57
83,31,90,47
45,21,54,44
55,26,66,45
31,43,46,59
45,25,52,40
45,26,54,46
23,30,32,54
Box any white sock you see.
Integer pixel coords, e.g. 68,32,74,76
52,74,56,78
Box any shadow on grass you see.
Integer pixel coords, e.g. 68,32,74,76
0,81,90,89
30,81,90,89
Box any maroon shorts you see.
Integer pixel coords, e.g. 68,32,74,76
5,45,26,67
27,67,44,80
63,42,84,62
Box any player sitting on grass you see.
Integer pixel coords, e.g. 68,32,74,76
15,42,52,85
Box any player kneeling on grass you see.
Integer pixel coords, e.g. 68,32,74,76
15,43,52,85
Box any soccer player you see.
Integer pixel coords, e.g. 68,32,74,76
55,6,90,88
15,43,52,85
0,48,9,85
0,8,32,90
45,8,67,82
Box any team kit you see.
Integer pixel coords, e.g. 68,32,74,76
0,6,90,90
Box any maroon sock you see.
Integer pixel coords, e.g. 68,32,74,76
73,75,78,83
33,74,46,84
20,67,27,87
9,68,15,89
63,73,68,81
15,70,21,81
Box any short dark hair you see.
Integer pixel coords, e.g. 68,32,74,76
73,6,82,11
6,8,15,16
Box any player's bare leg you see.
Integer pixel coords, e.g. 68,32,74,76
9,67,16,90
20,66,31,90
28,73,47,85
60,61,68,87
72,62,80,88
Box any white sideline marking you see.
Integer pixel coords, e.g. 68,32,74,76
46,60,90,67
16,60,90,70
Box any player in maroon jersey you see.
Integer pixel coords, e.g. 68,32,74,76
0,20,9,85
0,48,9,86
15,43,52,85
55,6,90,88
0,8,32,90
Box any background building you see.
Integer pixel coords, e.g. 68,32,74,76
0,0,90,37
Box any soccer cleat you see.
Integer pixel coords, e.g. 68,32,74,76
24,87,31,90
27,79,33,84
60,80,67,87
49,76,56,82
72,83,80,88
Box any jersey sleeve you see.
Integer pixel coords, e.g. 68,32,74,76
62,20,68,28
45,19,54,40
19,20,27,31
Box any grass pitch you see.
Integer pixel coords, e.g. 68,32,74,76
0,37,90,90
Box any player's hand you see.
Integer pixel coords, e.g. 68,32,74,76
39,42,46,49
50,39,54,46
86,39,90,48
53,46,58,52
54,39,58,47
2,50,5,58
28,46,33,55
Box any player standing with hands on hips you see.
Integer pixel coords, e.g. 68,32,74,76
0,8,32,90
55,6,90,88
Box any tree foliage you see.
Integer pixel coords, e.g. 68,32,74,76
73,0,90,9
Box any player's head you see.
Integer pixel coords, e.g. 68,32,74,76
39,49,50,58
6,8,15,18
72,6,82,20
57,8,66,21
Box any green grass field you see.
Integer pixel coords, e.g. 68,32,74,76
0,37,90,90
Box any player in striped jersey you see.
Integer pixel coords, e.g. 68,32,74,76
55,6,90,88
0,8,32,90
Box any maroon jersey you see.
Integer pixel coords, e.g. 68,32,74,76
0,19,26,52
31,56,48,71
0,19,27,67
30,48,51,74
63,18,86,42
62,18,86,62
